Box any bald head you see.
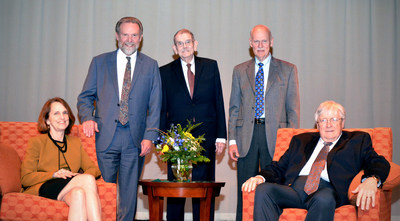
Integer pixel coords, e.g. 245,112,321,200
249,25,274,62
250,25,272,40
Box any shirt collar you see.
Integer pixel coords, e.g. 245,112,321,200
181,57,195,66
117,49,137,60
319,132,342,148
255,54,271,66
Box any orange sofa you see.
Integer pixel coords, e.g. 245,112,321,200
242,127,400,221
0,121,117,221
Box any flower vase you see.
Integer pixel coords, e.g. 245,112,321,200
171,160,193,182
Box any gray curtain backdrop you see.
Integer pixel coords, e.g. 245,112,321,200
1,0,399,220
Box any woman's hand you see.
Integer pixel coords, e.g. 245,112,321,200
53,169,79,179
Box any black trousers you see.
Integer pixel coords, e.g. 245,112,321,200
254,176,337,221
166,136,216,221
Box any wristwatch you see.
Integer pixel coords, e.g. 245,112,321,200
367,175,381,188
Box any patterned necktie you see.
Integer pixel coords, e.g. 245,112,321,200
255,63,264,118
304,142,333,195
118,57,131,125
187,63,195,98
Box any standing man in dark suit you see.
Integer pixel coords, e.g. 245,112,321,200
242,100,390,221
160,29,227,221
77,17,161,221
228,24,300,220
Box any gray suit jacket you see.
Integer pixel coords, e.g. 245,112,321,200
77,50,162,152
228,57,300,157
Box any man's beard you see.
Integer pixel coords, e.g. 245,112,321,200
120,43,137,56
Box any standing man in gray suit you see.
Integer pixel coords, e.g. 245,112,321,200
77,17,161,221
228,24,300,220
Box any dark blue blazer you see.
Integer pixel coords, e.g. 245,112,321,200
259,131,390,207
159,56,227,153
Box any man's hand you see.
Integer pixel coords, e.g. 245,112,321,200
215,142,226,155
140,139,153,156
241,176,264,192
352,177,378,210
228,144,240,161
82,120,99,138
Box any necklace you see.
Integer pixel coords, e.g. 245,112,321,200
48,132,71,170
48,132,67,153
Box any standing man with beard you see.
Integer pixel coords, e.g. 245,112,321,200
77,17,161,221
228,24,300,220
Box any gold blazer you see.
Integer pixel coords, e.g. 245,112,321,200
21,134,101,195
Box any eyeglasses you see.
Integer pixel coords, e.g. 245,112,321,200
175,39,193,47
252,40,269,45
318,118,343,125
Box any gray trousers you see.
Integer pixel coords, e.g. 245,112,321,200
96,122,144,221
236,123,272,221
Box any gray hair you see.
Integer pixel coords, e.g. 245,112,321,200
173,29,195,45
314,100,346,122
115,17,143,35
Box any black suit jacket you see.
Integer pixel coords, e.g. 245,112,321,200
259,131,390,207
160,56,227,154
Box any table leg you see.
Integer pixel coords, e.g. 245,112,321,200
147,187,164,221
199,187,214,221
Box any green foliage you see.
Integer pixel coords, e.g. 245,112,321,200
155,121,210,164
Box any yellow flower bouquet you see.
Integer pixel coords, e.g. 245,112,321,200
155,122,209,181
155,122,209,164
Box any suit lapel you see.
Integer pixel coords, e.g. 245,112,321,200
246,60,256,94
129,52,143,94
172,59,192,99
327,131,350,165
194,57,204,98
108,50,119,97
265,57,278,96
304,134,320,159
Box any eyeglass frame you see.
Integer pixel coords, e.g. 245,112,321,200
175,39,193,47
317,117,343,125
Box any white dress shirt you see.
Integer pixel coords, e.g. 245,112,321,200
180,58,195,93
298,135,341,182
117,49,137,101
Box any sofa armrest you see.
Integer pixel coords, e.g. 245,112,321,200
357,190,381,221
242,190,256,220
348,162,400,202
96,180,117,221
0,144,21,196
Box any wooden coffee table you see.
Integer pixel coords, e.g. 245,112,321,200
139,179,225,221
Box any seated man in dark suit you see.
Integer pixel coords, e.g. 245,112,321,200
242,100,390,221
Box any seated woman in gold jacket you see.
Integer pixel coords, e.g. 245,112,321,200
21,97,102,221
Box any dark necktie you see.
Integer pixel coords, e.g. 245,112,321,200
304,142,333,195
118,57,131,125
255,63,264,118
187,63,195,98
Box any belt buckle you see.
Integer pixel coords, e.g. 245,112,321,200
255,118,264,124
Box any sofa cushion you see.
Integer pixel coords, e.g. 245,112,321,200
0,143,22,195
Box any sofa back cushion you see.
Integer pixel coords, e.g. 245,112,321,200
273,127,392,161
0,143,21,195
0,122,98,167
